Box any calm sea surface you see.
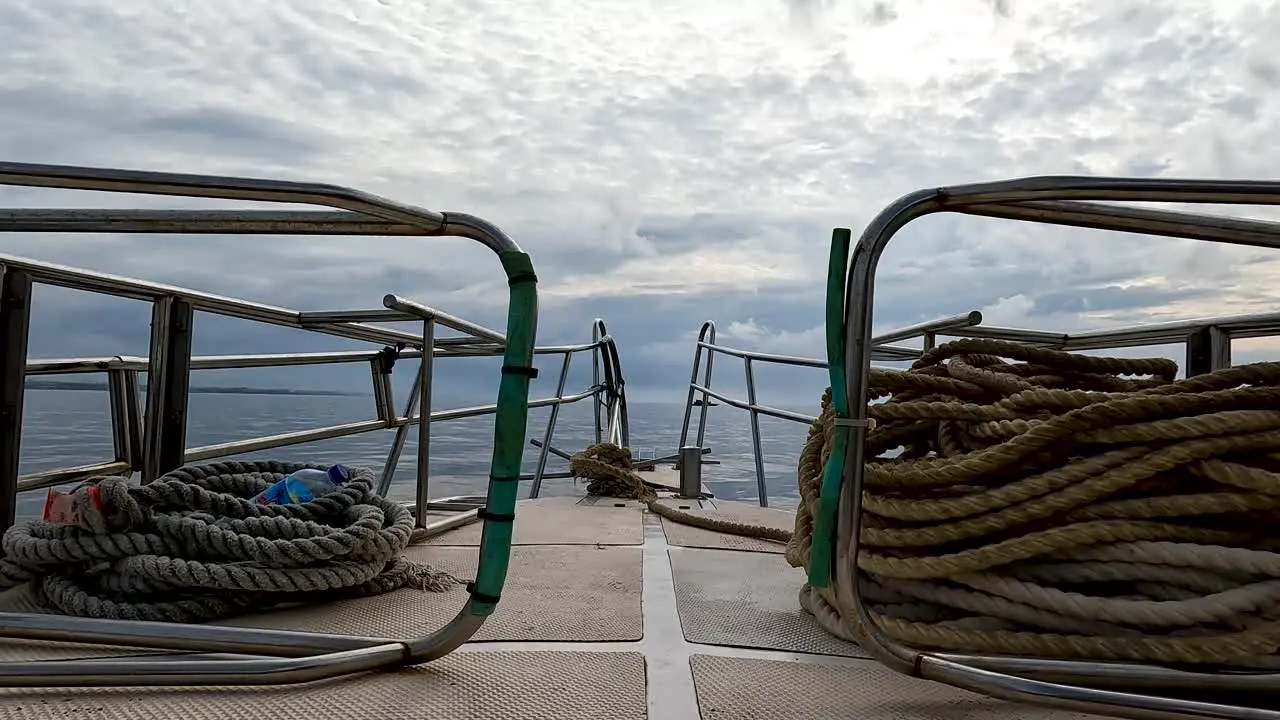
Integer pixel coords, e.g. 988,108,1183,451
16,389,815,520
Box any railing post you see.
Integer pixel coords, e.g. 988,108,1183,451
414,319,435,528
370,344,399,426
607,397,625,447
123,369,144,474
142,296,194,483
591,320,604,445
679,322,717,450
377,368,420,496
611,352,630,450
0,266,32,531
677,445,703,498
742,357,769,507
107,368,139,472
677,348,702,449
1185,325,1231,377
529,351,573,499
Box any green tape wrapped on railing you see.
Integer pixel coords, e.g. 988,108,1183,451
807,227,852,589
469,250,538,617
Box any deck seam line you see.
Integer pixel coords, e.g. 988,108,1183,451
638,510,702,720
456,641,871,667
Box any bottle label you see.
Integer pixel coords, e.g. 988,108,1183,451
284,477,316,504
253,479,294,506
43,486,103,525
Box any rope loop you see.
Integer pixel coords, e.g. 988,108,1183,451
789,339,1280,668
0,461,460,623
569,443,793,542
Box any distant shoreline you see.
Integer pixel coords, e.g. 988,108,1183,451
26,380,361,397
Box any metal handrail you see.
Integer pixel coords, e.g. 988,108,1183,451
595,319,630,448
680,298,1277,510
7,253,620,501
676,312,985,506
837,177,1280,720
0,160,559,688
521,318,630,499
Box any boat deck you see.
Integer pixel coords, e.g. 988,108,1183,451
0,495,1107,720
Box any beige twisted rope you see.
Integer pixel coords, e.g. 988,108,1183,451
788,338,1280,668
568,443,792,542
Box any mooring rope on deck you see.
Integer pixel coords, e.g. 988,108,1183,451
0,460,459,623
790,338,1280,668
567,443,792,542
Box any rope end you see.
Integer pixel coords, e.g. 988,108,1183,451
400,559,464,593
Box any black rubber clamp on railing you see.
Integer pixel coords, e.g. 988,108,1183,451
501,364,539,378
375,342,405,374
489,474,521,484
507,271,538,286
466,582,501,605
477,508,516,523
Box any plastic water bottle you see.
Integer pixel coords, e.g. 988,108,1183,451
252,465,351,506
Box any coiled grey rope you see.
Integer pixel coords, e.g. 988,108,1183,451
0,460,460,623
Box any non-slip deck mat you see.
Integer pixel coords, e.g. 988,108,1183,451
656,499,795,555
0,544,643,662
0,650,648,720
0,586,169,661
427,496,643,546
670,547,866,658
222,544,643,642
690,655,1108,720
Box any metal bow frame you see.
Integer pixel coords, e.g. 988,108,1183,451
838,177,1280,720
0,161,537,688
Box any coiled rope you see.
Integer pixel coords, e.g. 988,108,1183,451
790,338,1280,668
567,443,791,542
0,460,460,623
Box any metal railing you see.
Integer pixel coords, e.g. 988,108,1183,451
590,318,630,449
0,160,602,689
678,304,1280,508
5,254,627,523
835,178,1280,720
672,272,1280,714
676,311,984,506
524,317,628,498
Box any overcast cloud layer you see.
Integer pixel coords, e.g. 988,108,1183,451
3,0,1280,408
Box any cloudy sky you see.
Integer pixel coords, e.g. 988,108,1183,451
3,0,1279,408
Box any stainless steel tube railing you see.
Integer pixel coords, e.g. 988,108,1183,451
0,160,610,688
676,311,984,506
837,176,1280,720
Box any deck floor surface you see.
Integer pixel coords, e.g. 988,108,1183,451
0,496,1111,719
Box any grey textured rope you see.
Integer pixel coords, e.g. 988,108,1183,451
0,460,460,623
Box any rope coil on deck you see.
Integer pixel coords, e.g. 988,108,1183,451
788,338,1280,668
569,443,657,502
0,460,459,623
567,443,791,542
